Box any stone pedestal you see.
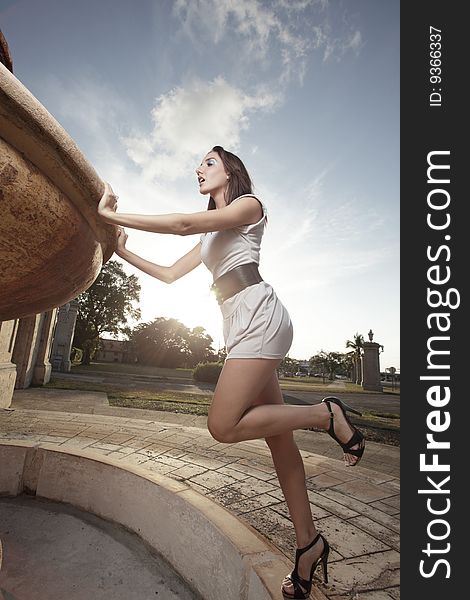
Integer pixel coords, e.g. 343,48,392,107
50,301,79,372
361,342,383,392
0,320,18,408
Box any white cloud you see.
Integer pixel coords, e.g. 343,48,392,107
120,1,365,186
324,29,363,62
173,0,362,86
274,0,327,11
347,30,363,53
261,166,329,259
123,76,280,181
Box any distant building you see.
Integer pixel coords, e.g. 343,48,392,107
96,338,132,363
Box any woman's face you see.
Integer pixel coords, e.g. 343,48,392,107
195,151,229,195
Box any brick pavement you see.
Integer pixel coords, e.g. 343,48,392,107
1,389,400,599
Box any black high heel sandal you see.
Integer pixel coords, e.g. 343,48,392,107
281,532,330,599
322,396,365,466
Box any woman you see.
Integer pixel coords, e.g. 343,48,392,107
97,145,365,599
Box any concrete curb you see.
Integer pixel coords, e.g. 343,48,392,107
0,439,328,600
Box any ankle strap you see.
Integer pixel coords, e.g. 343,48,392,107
297,533,321,555
323,399,335,428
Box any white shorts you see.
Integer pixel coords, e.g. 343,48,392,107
220,281,293,360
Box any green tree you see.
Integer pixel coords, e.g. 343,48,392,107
186,326,216,367
130,318,216,368
279,355,299,376
346,332,364,384
343,351,355,381
73,261,141,364
310,350,345,381
217,347,227,363
131,317,189,368
309,352,327,380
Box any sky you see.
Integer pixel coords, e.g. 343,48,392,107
1,0,400,370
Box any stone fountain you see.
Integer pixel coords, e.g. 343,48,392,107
0,31,116,408
0,60,116,321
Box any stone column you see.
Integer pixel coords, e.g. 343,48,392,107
355,355,362,385
350,363,356,383
361,342,383,392
50,301,79,372
12,314,44,389
33,308,58,384
0,319,18,408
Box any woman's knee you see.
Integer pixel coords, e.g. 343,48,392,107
207,417,236,444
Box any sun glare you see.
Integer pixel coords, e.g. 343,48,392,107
138,270,225,353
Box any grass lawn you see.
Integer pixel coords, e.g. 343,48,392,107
46,378,213,416
48,362,400,430
72,362,194,379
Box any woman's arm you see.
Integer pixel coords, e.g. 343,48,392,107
115,228,202,284
98,182,262,235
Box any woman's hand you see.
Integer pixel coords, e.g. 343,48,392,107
115,227,128,256
98,181,119,222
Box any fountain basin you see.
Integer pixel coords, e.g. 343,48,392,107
0,62,116,321
0,440,292,600
0,495,199,600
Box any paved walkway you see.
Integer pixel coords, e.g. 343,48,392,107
1,388,400,599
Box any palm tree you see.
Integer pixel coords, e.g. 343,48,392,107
346,333,364,384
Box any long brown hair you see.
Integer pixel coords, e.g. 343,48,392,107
206,146,254,210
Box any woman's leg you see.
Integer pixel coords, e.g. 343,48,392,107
250,372,326,596
207,358,360,465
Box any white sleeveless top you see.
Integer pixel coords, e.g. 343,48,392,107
199,194,267,281
199,194,293,360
